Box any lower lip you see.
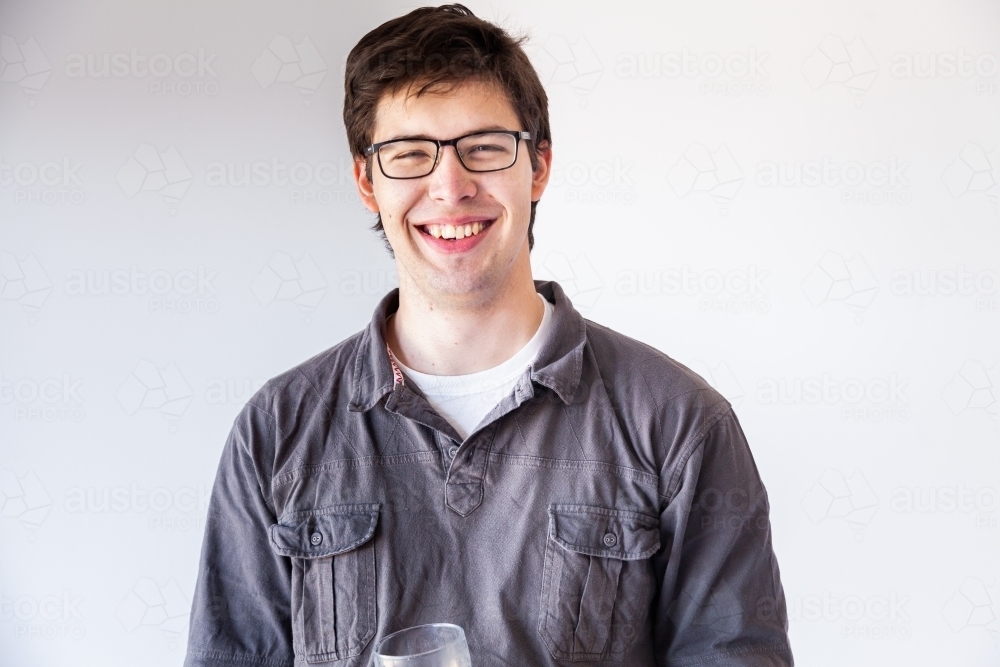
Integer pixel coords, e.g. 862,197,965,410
417,221,494,254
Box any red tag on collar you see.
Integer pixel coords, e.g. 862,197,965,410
386,344,404,387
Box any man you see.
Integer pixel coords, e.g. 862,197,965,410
185,5,793,666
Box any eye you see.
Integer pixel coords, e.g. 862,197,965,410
391,150,432,161
467,142,505,153
381,140,437,163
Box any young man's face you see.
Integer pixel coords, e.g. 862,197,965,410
354,79,551,304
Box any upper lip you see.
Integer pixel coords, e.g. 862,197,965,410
412,215,496,228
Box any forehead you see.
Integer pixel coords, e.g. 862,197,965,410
372,78,521,141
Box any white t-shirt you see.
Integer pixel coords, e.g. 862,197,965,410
390,293,554,441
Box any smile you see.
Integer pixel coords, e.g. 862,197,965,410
417,219,494,240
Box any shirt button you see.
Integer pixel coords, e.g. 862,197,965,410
447,445,459,459
603,532,618,547
310,532,323,546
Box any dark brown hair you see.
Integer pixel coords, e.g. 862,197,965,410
343,3,551,254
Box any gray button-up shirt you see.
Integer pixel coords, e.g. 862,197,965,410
184,280,793,667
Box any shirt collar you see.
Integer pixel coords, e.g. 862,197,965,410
348,280,586,412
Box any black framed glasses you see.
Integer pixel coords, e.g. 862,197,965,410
364,130,532,179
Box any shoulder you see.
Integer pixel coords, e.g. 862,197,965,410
256,332,363,411
232,330,365,449
581,318,734,472
583,318,728,414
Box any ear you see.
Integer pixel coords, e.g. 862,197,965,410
530,141,552,202
353,156,380,214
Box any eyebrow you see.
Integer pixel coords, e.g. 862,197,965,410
382,125,513,142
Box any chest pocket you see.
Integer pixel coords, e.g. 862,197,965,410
269,504,380,664
539,504,660,662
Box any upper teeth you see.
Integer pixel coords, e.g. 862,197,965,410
424,221,488,239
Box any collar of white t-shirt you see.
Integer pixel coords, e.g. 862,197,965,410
389,294,554,440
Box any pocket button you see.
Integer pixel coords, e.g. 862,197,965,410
310,532,323,546
603,532,618,547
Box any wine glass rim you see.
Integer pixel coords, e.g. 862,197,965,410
374,622,465,659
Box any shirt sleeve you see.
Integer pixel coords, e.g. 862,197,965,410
184,403,294,667
653,408,794,667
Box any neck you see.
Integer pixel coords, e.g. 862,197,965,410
386,254,543,376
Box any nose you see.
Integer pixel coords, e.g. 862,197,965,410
426,144,477,204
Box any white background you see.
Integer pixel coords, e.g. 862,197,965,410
1,1,998,665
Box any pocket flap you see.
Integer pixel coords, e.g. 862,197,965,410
269,503,380,558
548,504,659,560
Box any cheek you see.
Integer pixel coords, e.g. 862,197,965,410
499,174,534,219
376,187,419,226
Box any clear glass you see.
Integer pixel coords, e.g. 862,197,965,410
377,132,519,178
372,623,472,667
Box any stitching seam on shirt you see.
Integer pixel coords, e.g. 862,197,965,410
188,649,294,667
350,329,368,408
295,342,359,447
562,398,587,455
488,453,659,488
272,452,440,489
245,400,287,449
278,503,381,521
239,402,283,514
668,642,793,666
570,317,586,396
510,411,534,455
293,367,333,420
640,375,717,416
661,405,734,505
